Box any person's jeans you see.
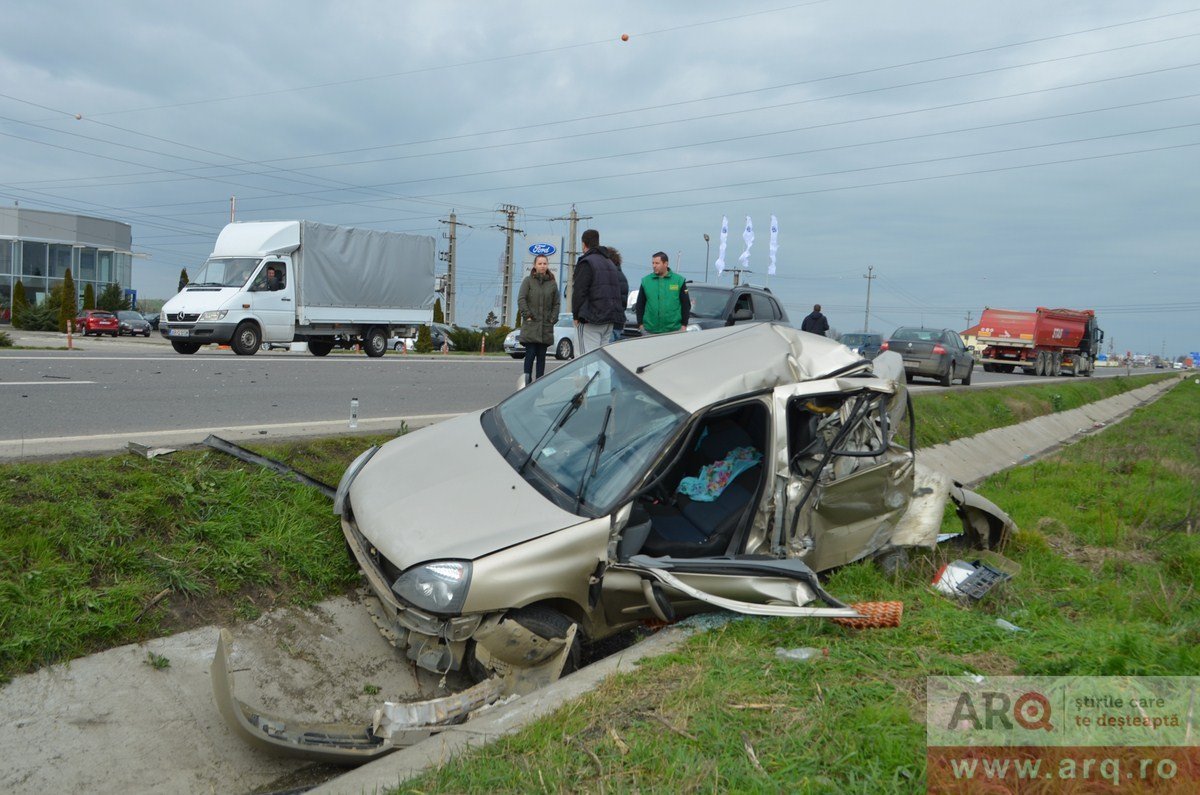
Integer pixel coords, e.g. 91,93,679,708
523,342,548,380
577,323,613,355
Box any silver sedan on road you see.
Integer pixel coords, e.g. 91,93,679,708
882,327,974,386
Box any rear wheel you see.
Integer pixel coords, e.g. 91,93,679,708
982,363,995,373
939,364,953,387
1034,351,1046,376
363,326,387,358
308,340,333,357
170,340,200,354
961,362,973,386
555,338,574,360
231,322,261,356
1052,352,1063,376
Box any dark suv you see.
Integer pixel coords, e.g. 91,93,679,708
685,284,789,329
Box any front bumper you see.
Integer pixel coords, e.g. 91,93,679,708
160,321,239,345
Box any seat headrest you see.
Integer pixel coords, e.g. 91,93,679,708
697,420,754,462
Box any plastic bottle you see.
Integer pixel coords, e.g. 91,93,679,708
774,647,826,662
350,397,359,429
995,618,1024,632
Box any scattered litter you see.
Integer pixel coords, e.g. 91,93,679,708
961,672,985,684
995,618,1025,632
774,647,828,662
832,601,904,629
936,532,963,543
127,441,178,460
933,552,1021,602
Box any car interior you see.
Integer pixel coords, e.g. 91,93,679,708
619,402,769,560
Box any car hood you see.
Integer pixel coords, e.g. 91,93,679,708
162,288,238,314
347,411,586,569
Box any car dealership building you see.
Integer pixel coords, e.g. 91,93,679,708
0,207,133,321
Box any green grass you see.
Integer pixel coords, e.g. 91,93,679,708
396,379,1198,793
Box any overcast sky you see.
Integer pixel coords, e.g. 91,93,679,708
2,1,1197,357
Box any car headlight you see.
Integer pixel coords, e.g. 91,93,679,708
334,445,379,516
391,560,472,614
504,331,518,344
198,310,228,322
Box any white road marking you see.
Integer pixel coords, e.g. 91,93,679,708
0,381,97,386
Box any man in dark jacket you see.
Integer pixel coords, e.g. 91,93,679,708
571,229,623,354
603,246,629,342
800,303,830,337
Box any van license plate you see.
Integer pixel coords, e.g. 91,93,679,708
169,328,190,338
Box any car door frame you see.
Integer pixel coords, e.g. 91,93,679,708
247,257,295,342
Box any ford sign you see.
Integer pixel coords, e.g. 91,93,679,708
529,242,556,256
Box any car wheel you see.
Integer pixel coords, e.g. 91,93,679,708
231,322,261,356
961,362,973,386
555,338,574,360
509,353,524,359
170,340,201,354
939,365,953,387
469,606,581,682
905,373,914,384
362,326,387,358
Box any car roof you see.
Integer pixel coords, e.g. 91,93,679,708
603,323,865,413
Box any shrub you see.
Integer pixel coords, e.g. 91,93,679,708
415,325,434,353
0,330,12,347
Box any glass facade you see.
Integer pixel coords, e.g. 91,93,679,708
0,209,134,321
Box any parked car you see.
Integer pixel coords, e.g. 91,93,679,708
839,332,884,360
116,310,152,337
505,313,582,360
75,309,119,336
882,327,974,386
390,322,459,352
684,283,789,330
142,312,160,330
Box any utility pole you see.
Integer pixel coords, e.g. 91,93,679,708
964,310,973,329
230,196,236,222
494,204,523,327
862,265,876,332
548,204,591,304
438,210,469,325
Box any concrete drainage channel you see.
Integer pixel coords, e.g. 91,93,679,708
0,377,1181,795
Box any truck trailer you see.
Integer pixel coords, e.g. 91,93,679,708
977,307,1103,377
160,221,435,356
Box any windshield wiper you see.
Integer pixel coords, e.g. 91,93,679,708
575,399,613,513
517,371,599,475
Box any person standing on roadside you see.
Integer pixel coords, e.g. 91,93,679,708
571,229,622,354
517,254,560,384
635,251,689,334
604,246,629,342
801,303,830,337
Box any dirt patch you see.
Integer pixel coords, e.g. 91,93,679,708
1001,396,1042,422
159,581,360,638
1037,518,1157,568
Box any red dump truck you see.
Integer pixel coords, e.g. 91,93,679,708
977,307,1104,376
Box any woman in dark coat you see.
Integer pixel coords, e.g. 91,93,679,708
517,254,561,382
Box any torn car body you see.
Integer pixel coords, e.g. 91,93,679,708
215,323,1014,760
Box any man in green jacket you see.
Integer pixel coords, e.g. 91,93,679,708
635,251,690,334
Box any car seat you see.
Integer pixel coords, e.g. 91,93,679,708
640,419,763,557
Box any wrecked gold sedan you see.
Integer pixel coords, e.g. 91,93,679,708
214,323,1012,760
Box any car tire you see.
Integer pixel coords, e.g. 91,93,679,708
170,340,201,354
469,606,581,682
363,326,388,358
509,353,524,360
905,373,914,384
110,331,118,337
231,322,261,356
939,365,953,388
961,362,973,386
555,338,574,360
308,340,333,357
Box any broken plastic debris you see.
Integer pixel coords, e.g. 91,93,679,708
127,442,177,459
775,647,827,662
932,553,1019,601
962,672,985,684
995,618,1024,632
832,601,903,629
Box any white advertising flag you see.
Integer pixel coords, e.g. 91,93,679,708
714,215,729,274
738,216,754,267
768,215,778,276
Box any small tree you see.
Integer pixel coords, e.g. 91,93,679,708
485,310,499,328
178,268,190,292
83,283,96,310
485,325,512,353
59,268,78,333
433,298,444,324
11,280,29,329
415,325,434,353
97,283,129,312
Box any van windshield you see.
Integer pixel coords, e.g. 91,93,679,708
191,257,261,288
687,286,730,319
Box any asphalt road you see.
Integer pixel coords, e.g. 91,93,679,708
0,331,1157,459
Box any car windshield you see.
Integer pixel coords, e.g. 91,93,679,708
493,353,687,515
687,286,730,319
191,257,261,288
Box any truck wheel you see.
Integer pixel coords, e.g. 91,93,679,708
308,340,333,356
1052,352,1063,376
231,322,261,356
1034,352,1045,376
364,327,387,358
982,363,994,373
555,338,574,360
170,340,201,354
961,362,973,386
